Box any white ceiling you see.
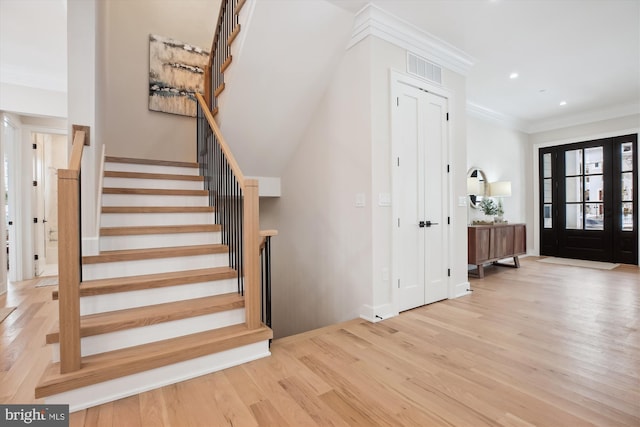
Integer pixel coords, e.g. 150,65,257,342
2,0,638,133
0,0,67,92
328,0,640,132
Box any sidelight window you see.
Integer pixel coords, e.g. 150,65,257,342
621,142,634,231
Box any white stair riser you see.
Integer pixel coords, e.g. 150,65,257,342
99,232,221,251
105,163,199,176
100,212,215,227
45,341,271,412
80,278,238,315
102,194,209,207
51,309,245,362
82,253,229,280
103,177,204,191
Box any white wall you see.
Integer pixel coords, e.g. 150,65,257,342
467,116,533,252
0,83,67,119
98,0,219,162
262,33,469,338
261,37,373,339
529,114,640,257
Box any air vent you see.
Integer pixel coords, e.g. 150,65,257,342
407,52,442,85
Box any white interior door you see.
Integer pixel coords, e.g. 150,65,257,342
33,133,46,276
395,82,449,312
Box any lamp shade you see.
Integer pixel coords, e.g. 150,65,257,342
467,177,480,195
489,181,511,197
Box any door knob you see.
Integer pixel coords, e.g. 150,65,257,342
419,220,439,228
8,221,13,226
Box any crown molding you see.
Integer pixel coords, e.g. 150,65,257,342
347,3,475,76
526,102,640,134
466,101,529,133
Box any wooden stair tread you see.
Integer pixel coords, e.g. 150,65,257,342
35,324,272,398
104,171,204,181
103,188,207,196
105,156,199,168
102,206,214,214
82,244,227,264
100,224,221,236
53,267,237,300
46,293,244,343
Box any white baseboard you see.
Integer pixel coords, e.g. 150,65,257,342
45,340,271,412
360,303,396,323
452,281,471,298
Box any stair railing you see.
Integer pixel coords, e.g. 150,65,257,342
57,127,88,373
204,0,246,111
196,93,262,329
259,230,277,328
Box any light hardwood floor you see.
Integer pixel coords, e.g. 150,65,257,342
1,257,638,426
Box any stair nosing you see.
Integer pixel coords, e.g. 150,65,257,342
100,224,221,236
103,171,204,182
104,156,199,168
46,293,245,344
101,206,215,214
52,267,237,300
35,324,272,398
82,244,228,264
102,188,208,196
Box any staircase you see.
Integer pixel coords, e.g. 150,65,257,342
35,156,272,411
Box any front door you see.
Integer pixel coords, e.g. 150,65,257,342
394,82,449,312
540,134,638,264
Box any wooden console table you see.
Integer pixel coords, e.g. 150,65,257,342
468,223,526,278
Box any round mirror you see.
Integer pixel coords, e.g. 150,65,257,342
467,168,488,209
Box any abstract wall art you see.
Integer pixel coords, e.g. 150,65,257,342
149,34,209,117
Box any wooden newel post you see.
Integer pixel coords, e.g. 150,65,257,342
57,169,82,373
243,179,261,329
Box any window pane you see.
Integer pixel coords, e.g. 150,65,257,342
584,175,603,201
621,142,633,172
565,177,583,202
585,203,604,230
544,178,552,203
622,202,633,231
543,204,553,228
622,172,633,201
543,153,552,178
566,204,583,229
565,149,582,176
584,147,603,175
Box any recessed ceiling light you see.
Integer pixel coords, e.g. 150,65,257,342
509,72,519,79
539,89,546,93
559,101,567,106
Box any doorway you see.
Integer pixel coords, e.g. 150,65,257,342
32,132,67,276
392,79,450,312
539,134,638,264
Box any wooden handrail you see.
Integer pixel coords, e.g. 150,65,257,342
68,130,86,172
57,128,88,373
195,92,245,187
259,230,278,252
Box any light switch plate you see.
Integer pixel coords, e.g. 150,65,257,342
458,196,467,207
355,193,366,207
378,193,392,206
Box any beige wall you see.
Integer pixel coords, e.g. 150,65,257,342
98,0,219,162
261,38,373,339
262,35,470,338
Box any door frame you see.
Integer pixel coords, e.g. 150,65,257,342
390,70,453,315
23,125,67,279
532,128,640,258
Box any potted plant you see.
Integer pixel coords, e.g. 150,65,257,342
479,198,505,223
